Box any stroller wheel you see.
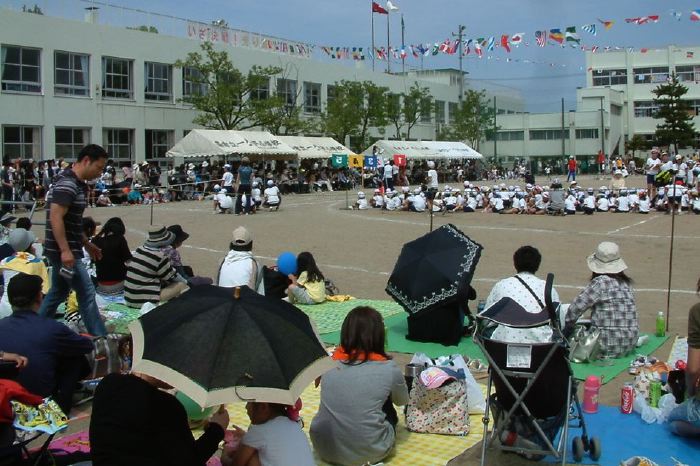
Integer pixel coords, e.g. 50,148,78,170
572,436,584,462
589,437,601,461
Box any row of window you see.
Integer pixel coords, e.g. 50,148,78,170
1,125,178,161
1,45,480,121
485,128,600,142
592,65,700,86
633,99,700,117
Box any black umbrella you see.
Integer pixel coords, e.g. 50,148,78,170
129,285,335,407
385,223,483,316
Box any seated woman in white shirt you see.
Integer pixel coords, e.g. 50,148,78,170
217,227,261,292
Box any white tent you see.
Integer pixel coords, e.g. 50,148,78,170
276,136,353,159
166,130,297,159
362,140,483,160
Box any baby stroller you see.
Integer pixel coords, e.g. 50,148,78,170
474,274,600,465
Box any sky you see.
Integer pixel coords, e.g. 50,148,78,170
32,0,700,111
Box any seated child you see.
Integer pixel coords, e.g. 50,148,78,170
223,401,314,466
287,252,326,305
355,191,369,210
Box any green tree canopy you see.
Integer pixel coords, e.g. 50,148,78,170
652,73,698,151
175,42,282,130
402,83,433,140
441,89,495,150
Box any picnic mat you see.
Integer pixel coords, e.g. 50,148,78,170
295,298,403,335
570,334,669,383
218,383,484,466
541,405,698,466
101,303,143,335
321,314,486,360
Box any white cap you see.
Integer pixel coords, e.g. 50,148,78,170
213,184,221,190
267,180,274,186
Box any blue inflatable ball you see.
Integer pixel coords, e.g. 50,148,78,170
277,252,298,276
175,391,215,421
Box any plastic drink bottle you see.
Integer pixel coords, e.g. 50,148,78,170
582,375,602,413
655,311,665,337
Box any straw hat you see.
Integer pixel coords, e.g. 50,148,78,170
587,242,627,274
145,225,175,248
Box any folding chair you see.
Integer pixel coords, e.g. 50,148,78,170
474,274,600,465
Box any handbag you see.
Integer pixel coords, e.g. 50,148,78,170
87,335,128,379
569,324,602,363
405,368,470,435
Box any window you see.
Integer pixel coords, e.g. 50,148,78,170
303,82,321,114
103,128,133,161
448,102,458,124
250,76,269,101
498,131,525,141
529,129,567,140
55,128,89,158
2,126,41,159
54,51,89,96
327,84,337,107
633,101,660,118
145,62,172,101
145,130,173,160
276,78,297,108
102,57,133,99
633,67,669,84
575,129,599,139
1,45,41,93
676,65,700,83
435,100,445,123
591,68,627,86
420,98,432,123
688,99,700,117
182,66,207,98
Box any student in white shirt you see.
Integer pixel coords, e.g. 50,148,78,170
596,195,610,212
616,190,631,213
463,193,477,212
583,189,596,215
407,189,426,212
263,180,281,210
355,191,369,210
371,189,384,208
251,182,263,211
637,192,651,214
564,193,577,215
691,190,700,214
213,185,233,214
222,165,234,193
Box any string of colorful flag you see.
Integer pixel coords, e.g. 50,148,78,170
319,7,700,61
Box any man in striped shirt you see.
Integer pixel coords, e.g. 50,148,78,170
39,145,107,336
124,226,188,308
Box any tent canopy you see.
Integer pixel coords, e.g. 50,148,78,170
276,136,353,160
362,140,483,160
166,130,297,159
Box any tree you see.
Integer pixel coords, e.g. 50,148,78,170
358,82,389,147
256,65,317,135
175,42,282,130
626,134,648,158
386,93,403,139
441,89,495,150
321,81,363,145
652,73,698,152
402,83,432,140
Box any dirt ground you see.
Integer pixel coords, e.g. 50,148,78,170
39,174,697,465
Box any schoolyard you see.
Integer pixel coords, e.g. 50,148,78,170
43,174,697,465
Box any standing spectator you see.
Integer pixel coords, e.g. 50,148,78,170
567,156,577,182
39,145,108,337
235,157,253,215
1,160,14,215
383,160,394,191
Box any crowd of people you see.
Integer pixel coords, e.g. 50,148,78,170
0,143,698,465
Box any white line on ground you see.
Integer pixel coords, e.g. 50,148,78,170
606,216,658,235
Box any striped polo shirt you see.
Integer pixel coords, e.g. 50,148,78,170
44,169,87,262
124,245,177,307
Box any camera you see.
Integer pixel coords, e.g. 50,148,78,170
59,266,74,281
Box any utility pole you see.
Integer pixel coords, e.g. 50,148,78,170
493,96,497,163
452,25,466,102
561,98,565,160
599,96,605,165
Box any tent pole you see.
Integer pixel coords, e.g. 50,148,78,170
429,207,433,232
665,195,676,331
150,200,154,225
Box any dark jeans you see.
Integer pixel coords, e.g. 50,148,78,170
235,184,252,214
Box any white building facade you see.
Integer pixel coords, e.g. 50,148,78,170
0,7,523,166
479,45,700,169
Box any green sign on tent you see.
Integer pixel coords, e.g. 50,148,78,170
331,154,348,168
